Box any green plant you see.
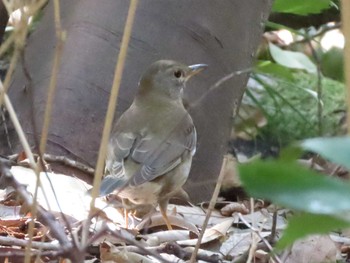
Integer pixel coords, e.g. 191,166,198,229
239,136,350,248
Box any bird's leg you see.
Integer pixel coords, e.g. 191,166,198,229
159,200,173,230
122,199,129,228
124,208,129,228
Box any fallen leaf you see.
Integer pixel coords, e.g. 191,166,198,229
220,202,249,216
10,166,91,221
140,230,193,246
177,218,234,245
284,235,338,263
136,212,199,235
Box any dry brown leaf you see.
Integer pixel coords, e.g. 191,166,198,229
136,212,199,235
183,246,224,260
177,218,234,246
141,230,193,246
236,209,287,231
254,249,269,261
152,253,186,263
284,235,338,263
220,202,249,216
220,229,270,257
221,154,241,190
10,166,91,221
100,241,153,263
173,204,228,227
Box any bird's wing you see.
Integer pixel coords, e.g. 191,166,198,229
130,114,196,186
100,131,136,196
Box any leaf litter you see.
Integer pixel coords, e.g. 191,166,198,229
0,163,346,262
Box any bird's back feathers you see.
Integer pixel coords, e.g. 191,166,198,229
101,102,196,195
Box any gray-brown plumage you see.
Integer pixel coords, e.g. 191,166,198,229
100,60,207,229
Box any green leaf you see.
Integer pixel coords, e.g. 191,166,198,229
238,160,350,214
272,0,331,15
301,137,350,170
279,145,303,162
265,21,300,36
277,213,350,249
269,43,317,73
255,60,294,80
321,47,344,82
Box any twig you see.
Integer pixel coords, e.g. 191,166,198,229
0,158,84,262
119,242,220,263
238,213,282,263
20,44,43,263
287,22,341,46
43,153,95,175
0,30,15,58
0,48,20,107
189,156,228,263
21,53,77,263
89,0,138,202
0,159,70,250
330,165,342,176
18,3,78,260
6,153,95,175
86,223,172,263
341,0,350,134
0,248,63,259
305,31,323,136
1,108,13,152
0,80,36,167
247,198,256,263
86,0,139,249
0,236,60,251
19,47,53,263
0,0,47,107
39,0,64,155
190,68,252,110
233,242,272,263
107,229,173,263
268,209,278,244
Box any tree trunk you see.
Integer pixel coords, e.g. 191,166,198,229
1,0,272,203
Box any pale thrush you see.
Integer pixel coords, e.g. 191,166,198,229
100,60,207,229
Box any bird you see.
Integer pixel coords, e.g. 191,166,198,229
99,60,207,230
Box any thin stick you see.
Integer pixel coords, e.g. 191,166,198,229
246,198,256,263
0,47,20,107
0,161,82,262
189,156,228,263
0,81,36,167
39,0,65,155
89,0,139,204
306,36,323,136
43,153,95,175
0,4,48,262
0,236,60,251
84,0,139,247
0,0,33,107
22,2,65,261
238,213,282,263
341,0,350,134
0,31,15,58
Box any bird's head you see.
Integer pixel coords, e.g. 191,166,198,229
137,60,207,101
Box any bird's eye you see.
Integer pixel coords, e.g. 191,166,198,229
174,70,183,78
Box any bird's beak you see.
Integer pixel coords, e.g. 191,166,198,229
187,64,208,79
